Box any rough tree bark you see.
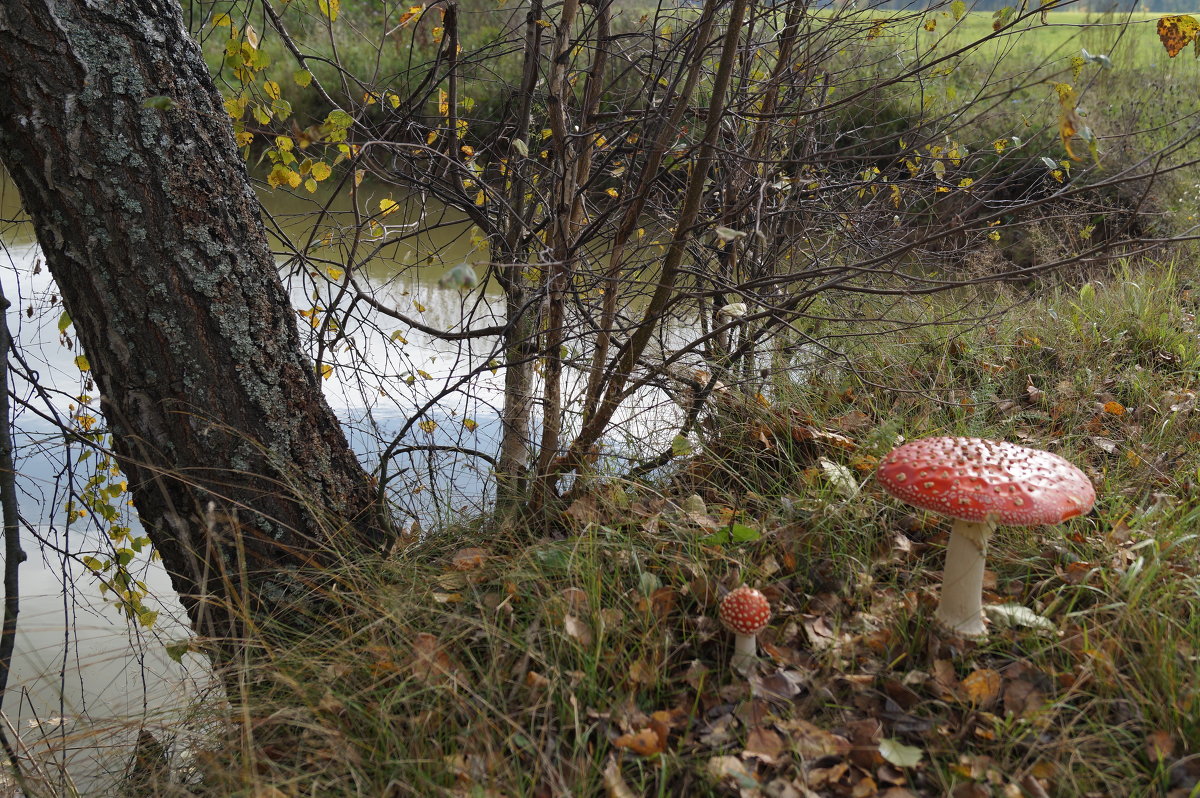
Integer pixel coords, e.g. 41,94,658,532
0,0,389,644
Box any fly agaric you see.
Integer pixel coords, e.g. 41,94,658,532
876,436,1095,638
719,586,771,670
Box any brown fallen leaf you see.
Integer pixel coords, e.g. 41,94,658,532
743,727,785,762
563,613,594,647
778,718,852,758
451,547,488,570
410,633,457,685
961,668,1002,708
1146,729,1175,761
1003,679,1044,718
932,659,961,700
602,756,637,798
613,727,663,757
707,755,759,789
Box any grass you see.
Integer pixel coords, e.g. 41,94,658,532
165,254,1200,797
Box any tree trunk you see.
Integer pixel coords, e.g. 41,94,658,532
0,0,388,644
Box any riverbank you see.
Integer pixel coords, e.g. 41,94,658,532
178,254,1200,796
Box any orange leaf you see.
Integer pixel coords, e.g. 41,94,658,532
613,727,663,756
961,668,1002,706
1102,400,1125,415
1157,15,1200,58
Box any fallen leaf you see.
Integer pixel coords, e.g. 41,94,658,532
1146,729,1175,761
602,756,637,798
563,614,594,647
879,738,923,768
932,659,961,700
451,547,488,570
613,727,663,757
743,727,785,761
1002,679,1044,718
777,718,851,758
410,633,457,685
961,669,1002,707
707,756,759,790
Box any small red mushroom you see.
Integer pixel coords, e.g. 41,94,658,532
876,436,1095,638
719,586,771,670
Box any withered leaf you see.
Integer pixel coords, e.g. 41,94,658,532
961,668,1002,707
742,727,785,761
451,547,488,570
613,727,663,757
563,613,594,647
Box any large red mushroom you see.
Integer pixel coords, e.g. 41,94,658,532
876,436,1095,638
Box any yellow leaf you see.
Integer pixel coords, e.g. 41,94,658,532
380,198,399,217
267,165,301,189
275,135,293,151
605,187,619,198
317,0,339,22
304,178,317,193
235,131,253,147
414,301,426,312
438,89,449,117
263,80,280,100
418,420,438,433
387,92,400,109
223,97,246,120
244,24,259,48
426,130,438,146
417,369,433,379
75,355,91,371
1157,14,1200,58
310,161,332,181
463,418,478,431
962,668,1002,706
325,267,344,281
318,363,333,380
390,331,408,344
210,12,233,27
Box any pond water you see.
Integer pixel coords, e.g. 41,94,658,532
0,170,689,792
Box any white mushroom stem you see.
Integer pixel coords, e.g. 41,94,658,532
935,518,996,638
731,633,757,671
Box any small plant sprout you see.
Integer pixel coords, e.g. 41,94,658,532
876,437,1095,639
719,586,771,671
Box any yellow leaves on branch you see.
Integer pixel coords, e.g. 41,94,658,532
317,0,340,23
1157,15,1200,58
267,164,301,189
1052,83,1087,163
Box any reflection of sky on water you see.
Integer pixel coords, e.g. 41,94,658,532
0,179,690,789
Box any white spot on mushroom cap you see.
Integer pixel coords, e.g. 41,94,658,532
875,436,1096,526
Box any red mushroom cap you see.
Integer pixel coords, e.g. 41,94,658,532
720,586,771,635
876,436,1095,526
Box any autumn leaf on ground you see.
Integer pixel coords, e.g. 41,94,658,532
706,756,760,790
613,727,663,757
602,756,637,798
961,668,1002,707
879,738,924,768
1157,15,1200,57
410,632,457,685
742,726,785,763
1146,730,1175,761
563,613,594,647
451,547,488,571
